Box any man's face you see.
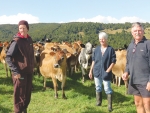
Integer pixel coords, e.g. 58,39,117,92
131,25,144,41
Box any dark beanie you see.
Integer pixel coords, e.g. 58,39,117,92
18,20,29,30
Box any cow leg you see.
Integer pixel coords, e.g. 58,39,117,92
118,77,121,87
75,61,80,72
37,67,41,78
81,66,86,82
52,78,58,99
71,66,74,76
61,79,67,99
112,74,115,84
67,67,71,76
115,76,118,86
42,77,47,90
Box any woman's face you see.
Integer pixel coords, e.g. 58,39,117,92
99,37,107,46
19,25,28,36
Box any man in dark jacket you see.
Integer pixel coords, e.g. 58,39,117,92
6,20,34,113
122,22,150,113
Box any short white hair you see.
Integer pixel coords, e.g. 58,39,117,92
99,32,108,40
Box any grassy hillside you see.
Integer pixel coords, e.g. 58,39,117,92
103,28,150,39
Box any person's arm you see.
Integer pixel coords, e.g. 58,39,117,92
106,63,115,73
5,41,20,76
122,48,130,80
89,48,96,79
106,48,116,72
89,61,95,79
146,40,150,91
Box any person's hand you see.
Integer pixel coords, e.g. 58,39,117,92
89,71,93,80
122,72,128,80
14,74,21,79
146,82,150,91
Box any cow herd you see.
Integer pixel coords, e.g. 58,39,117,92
0,40,129,98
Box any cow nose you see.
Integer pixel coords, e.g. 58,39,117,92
35,52,40,56
87,50,92,54
54,64,60,68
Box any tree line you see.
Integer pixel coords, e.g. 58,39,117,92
0,22,150,49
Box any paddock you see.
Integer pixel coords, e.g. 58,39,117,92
0,63,136,113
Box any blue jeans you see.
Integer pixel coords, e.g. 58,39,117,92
94,76,113,94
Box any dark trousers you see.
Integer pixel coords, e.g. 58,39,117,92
12,74,33,113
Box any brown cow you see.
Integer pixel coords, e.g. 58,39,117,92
0,41,11,77
59,42,80,76
112,50,128,93
33,43,44,76
39,48,70,99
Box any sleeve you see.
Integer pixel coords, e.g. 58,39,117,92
92,48,96,61
146,40,150,82
111,48,116,63
125,47,130,74
5,41,20,76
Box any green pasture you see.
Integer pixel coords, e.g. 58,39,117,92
0,63,136,113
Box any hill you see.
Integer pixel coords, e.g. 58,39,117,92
0,22,150,49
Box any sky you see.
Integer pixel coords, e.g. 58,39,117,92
0,0,150,24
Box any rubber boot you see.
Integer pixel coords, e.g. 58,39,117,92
96,92,102,106
107,94,112,112
22,109,27,113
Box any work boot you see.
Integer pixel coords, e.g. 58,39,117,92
107,94,112,112
96,92,102,106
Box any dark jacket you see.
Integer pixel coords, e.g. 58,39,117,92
125,37,150,85
92,45,116,81
5,35,34,76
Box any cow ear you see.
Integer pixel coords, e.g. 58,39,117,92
49,51,55,56
51,47,56,51
62,49,68,54
66,53,72,58
80,44,85,48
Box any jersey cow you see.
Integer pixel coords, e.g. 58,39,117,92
112,50,128,94
0,41,11,77
39,47,70,99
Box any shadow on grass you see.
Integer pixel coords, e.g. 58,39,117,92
66,72,132,105
0,76,13,95
0,105,12,113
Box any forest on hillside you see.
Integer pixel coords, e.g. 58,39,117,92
0,22,150,49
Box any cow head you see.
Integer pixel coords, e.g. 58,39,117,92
51,45,61,52
50,50,66,68
85,42,92,54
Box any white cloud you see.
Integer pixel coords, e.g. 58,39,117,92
70,15,147,23
0,13,40,24
0,14,148,24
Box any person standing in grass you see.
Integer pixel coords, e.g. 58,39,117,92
89,32,116,112
122,22,150,113
6,20,34,113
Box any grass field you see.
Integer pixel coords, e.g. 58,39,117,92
0,63,136,113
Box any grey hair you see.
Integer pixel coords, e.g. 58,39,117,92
131,22,144,31
99,32,108,40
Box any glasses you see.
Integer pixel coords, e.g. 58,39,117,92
132,44,137,53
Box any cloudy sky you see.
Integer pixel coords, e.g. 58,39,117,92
0,0,149,24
